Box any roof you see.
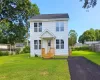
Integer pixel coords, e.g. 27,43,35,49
40,29,56,38
31,13,69,19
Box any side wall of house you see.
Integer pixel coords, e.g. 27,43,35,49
30,20,68,56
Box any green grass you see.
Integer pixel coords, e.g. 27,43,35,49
0,54,70,80
72,50,100,65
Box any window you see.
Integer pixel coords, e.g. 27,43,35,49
34,40,41,49
56,39,64,49
48,40,51,46
34,40,38,49
39,40,41,49
34,22,42,32
56,22,64,31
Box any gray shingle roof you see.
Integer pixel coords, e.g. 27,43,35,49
31,13,69,19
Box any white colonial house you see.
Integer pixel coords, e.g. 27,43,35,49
28,13,69,57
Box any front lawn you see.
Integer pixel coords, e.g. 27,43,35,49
72,50,100,65
0,54,70,80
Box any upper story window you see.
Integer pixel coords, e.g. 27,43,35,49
56,22,64,32
34,22,42,32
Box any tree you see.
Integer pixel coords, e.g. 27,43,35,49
68,30,78,46
78,35,84,43
0,0,40,45
95,29,100,41
0,0,40,53
78,28,97,43
80,0,97,8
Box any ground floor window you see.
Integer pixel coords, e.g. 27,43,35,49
34,40,41,49
56,39,64,49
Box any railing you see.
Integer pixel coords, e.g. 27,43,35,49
42,48,55,59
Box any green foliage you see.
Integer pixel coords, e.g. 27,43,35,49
15,48,21,54
68,30,78,46
78,28,100,43
22,46,30,53
0,51,9,56
0,0,40,44
72,46,90,51
80,0,97,8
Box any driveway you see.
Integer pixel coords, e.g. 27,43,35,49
68,56,100,80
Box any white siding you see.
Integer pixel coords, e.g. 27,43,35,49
30,19,68,56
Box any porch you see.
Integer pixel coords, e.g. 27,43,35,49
40,30,56,58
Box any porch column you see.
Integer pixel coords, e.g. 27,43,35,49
51,38,54,48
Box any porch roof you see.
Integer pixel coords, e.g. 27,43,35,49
40,30,56,39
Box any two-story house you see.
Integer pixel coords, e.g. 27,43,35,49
28,13,69,57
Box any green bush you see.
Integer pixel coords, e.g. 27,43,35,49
3,51,9,56
0,51,9,56
15,48,21,54
22,46,30,53
0,51,3,56
72,46,90,51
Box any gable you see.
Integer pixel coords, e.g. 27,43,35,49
40,30,55,38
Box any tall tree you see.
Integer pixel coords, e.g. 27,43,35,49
78,28,97,43
0,0,40,45
68,30,78,46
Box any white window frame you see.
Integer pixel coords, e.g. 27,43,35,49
34,22,42,32
34,40,41,49
56,22,64,32
56,39,64,49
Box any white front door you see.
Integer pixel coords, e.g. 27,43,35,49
47,40,51,53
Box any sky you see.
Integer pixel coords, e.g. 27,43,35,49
30,0,100,37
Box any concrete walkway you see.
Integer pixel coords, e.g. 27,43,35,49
68,57,100,80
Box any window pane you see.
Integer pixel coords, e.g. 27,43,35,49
39,23,42,27
56,22,59,31
39,23,42,32
34,28,37,32
56,27,59,31
48,40,51,46
61,40,64,44
34,45,38,49
60,22,64,31
61,27,64,31
34,23,37,27
56,45,59,49
39,27,42,32
34,40,38,44
61,44,64,49
56,40,59,44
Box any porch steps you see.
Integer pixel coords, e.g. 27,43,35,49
42,48,55,59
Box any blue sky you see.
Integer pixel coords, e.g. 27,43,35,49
30,0,100,37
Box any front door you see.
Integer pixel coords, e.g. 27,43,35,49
47,40,51,53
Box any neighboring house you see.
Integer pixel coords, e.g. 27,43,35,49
84,41,100,46
74,43,83,47
28,13,69,57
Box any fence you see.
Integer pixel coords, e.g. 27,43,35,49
90,44,100,52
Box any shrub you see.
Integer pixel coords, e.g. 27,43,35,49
15,48,21,54
35,54,38,57
3,51,9,56
72,46,90,51
22,46,30,53
0,51,9,56
0,51,3,56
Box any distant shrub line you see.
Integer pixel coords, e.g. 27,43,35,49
0,46,30,56
72,46,90,51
